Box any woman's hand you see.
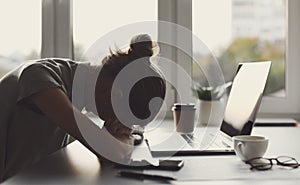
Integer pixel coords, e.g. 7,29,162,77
104,119,135,147
104,119,133,137
104,120,145,146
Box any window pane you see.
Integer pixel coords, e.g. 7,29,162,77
0,1,41,78
73,0,157,60
193,0,286,97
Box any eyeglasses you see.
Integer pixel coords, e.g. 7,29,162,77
245,156,300,171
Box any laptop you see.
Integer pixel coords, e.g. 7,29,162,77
145,61,272,156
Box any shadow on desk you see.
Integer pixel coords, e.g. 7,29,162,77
3,143,101,184
2,142,147,185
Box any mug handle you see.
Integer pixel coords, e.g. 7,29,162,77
236,142,245,158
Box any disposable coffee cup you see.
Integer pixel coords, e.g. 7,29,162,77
233,135,269,161
171,103,196,133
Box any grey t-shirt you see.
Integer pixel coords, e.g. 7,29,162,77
0,58,80,181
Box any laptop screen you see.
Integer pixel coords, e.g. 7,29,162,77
220,61,271,137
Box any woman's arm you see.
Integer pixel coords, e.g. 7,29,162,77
29,88,83,139
29,87,134,163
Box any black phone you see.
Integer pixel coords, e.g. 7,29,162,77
156,159,184,171
116,159,184,171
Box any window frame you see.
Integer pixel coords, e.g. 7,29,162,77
42,0,72,59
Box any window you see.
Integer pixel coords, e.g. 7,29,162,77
73,0,157,60
14,0,298,117
0,0,41,78
193,0,286,96
192,0,300,116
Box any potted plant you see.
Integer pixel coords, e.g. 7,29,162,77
192,82,232,126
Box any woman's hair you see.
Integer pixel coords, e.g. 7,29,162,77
95,34,166,126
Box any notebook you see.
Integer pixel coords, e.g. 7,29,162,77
145,61,272,156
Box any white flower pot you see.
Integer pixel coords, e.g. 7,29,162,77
197,99,226,127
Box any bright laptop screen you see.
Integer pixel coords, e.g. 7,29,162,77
220,61,271,137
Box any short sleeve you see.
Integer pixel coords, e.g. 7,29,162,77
17,63,65,102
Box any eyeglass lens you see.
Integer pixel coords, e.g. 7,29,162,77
276,156,299,168
247,158,272,170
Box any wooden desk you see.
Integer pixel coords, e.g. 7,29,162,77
2,125,300,185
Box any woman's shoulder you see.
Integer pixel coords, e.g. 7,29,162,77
20,58,78,76
35,58,79,68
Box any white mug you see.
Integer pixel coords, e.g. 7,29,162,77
233,135,268,161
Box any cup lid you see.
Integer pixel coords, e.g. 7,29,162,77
172,103,196,110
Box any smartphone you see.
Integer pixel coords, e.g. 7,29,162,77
156,159,184,171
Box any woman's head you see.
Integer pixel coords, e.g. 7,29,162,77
95,34,166,128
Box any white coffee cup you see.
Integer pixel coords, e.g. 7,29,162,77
171,103,196,133
232,135,269,161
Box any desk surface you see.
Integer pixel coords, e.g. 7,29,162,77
2,123,300,185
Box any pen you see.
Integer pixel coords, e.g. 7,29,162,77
145,139,151,151
255,122,298,127
118,170,177,181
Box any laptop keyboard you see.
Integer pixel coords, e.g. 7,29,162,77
181,134,196,143
181,133,230,149
181,134,203,148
